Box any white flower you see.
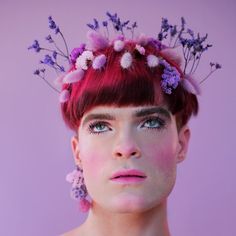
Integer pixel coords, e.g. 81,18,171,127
114,40,125,52
135,44,145,55
76,50,94,70
147,54,159,67
120,52,132,69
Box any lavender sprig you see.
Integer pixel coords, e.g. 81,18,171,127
33,69,60,93
28,16,69,93
158,17,220,79
199,62,222,84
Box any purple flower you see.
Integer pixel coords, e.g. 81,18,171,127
55,26,60,34
28,40,41,53
40,54,55,66
132,22,137,28
102,21,108,27
34,69,40,75
46,35,54,43
215,63,222,69
160,59,180,94
70,44,86,63
170,25,177,37
187,28,194,38
161,18,170,32
52,51,57,59
48,16,57,29
87,18,99,30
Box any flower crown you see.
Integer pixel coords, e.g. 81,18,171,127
28,13,221,103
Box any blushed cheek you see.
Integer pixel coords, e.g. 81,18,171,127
146,143,177,173
80,150,105,179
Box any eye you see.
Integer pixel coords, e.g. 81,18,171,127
141,117,166,129
88,121,110,134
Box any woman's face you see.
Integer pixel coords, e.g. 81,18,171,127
71,105,190,213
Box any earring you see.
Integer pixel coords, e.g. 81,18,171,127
66,166,91,212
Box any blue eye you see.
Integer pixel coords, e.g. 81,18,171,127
88,121,110,134
142,117,165,129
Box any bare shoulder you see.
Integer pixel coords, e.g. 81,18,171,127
60,226,84,236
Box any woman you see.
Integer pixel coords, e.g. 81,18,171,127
29,13,220,236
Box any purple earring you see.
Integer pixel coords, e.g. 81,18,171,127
66,166,91,212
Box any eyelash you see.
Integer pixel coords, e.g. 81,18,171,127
87,116,166,135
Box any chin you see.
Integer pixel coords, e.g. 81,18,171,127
106,193,160,213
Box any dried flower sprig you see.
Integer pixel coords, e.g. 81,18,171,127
158,17,221,78
28,13,222,101
87,11,137,39
28,16,71,93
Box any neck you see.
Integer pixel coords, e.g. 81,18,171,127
81,199,171,236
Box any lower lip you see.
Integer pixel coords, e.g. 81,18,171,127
110,177,146,184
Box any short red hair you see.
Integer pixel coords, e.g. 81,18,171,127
61,41,198,131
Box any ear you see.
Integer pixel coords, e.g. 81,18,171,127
176,125,191,164
71,135,82,168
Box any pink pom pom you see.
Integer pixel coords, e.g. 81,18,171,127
59,89,70,103
92,54,107,69
113,40,125,52
182,75,201,95
79,199,91,212
120,52,132,69
86,30,109,51
63,69,84,84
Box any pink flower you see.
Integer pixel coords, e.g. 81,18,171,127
135,44,145,55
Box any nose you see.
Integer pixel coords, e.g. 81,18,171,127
112,130,141,159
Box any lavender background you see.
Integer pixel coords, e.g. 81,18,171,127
0,0,235,235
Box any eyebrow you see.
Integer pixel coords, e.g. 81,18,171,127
81,107,171,128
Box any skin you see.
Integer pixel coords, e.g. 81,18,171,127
63,104,190,236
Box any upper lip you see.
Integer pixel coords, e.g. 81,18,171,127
110,169,147,179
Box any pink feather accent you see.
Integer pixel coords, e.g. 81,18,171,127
136,33,149,46
79,199,91,212
161,48,182,67
182,75,201,95
86,30,109,51
53,73,65,87
59,89,70,103
63,69,84,84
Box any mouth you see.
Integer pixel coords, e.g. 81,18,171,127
110,169,147,183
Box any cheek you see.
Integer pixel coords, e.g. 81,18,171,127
142,135,178,172
78,135,110,182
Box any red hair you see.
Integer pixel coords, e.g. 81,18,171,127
61,41,198,131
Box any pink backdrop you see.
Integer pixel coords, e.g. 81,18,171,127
0,0,235,235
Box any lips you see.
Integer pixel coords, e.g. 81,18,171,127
110,169,147,180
